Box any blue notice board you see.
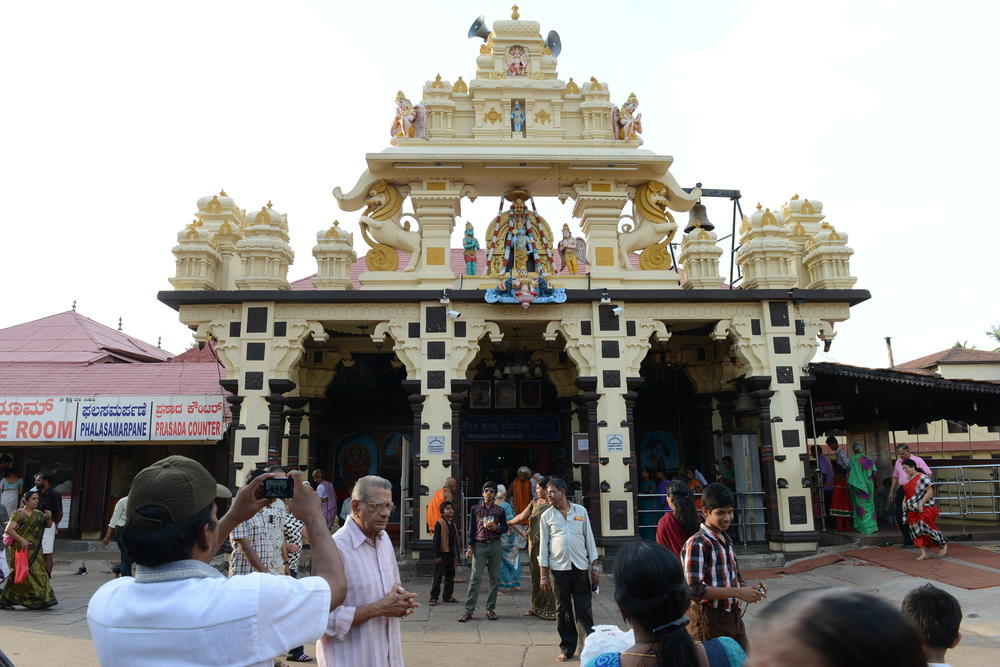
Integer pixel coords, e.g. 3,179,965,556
461,415,560,441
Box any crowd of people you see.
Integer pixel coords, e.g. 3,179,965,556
0,448,968,666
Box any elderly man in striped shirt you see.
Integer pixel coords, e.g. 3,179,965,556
681,483,766,651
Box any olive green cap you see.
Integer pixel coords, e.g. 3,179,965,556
127,455,231,530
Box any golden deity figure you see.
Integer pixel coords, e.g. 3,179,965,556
557,223,587,274
483,191,555,278
612,92,643,144
389,91,427,145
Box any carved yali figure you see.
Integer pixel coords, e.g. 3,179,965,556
611,92,643,144
389,91,427,145
358,181,421,271
618,181,677,270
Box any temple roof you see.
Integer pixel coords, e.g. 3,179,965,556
0,362,225,396
897,347,1000,370
0,311,173,364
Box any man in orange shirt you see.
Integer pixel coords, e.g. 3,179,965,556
426,477,458,533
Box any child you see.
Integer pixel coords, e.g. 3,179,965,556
430,500,460,606
901,583,962,667
680,482,766,651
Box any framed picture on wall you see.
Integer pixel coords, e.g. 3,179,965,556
519,380,541,408
494,380,516,409
470,380,492,409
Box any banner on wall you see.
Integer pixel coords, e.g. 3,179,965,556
0,395,225,443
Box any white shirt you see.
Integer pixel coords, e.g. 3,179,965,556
538,502,599,571
88,559,330,667
108,496,128,528
835,448,850,470
319,517,404,667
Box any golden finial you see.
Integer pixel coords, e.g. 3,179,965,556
511,5,520,20
333,220,340,227
565,77,580,94
453,76,468,94
756,202,762,210
266,200,273,208
219,189,227,196
791,193,799,200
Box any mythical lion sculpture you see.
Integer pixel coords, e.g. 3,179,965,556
358,181,421,271
618,181,677,270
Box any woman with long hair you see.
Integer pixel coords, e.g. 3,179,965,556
507,476,557,619
655,481,700,557
584,541,745,666
901,459,947,561
1,491,57,609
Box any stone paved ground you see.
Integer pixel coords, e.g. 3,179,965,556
1,546,999,666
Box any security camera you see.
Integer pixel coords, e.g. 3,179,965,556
611,305,624,316
447,310,462,319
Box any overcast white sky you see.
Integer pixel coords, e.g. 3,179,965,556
2,0,997,367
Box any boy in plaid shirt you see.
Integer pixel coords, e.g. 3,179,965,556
681,483,767,650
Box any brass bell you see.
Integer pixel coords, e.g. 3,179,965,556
684,201,715,234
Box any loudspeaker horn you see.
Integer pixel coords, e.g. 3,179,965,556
468,15,491,41
546,30,562,58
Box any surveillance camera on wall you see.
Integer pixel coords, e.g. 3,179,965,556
447,310,462,319
611,306,624,316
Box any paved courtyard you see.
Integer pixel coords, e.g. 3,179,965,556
1,546,999,666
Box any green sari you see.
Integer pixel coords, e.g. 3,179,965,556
1,508,57,609
847,453,878,534
527,501,557,620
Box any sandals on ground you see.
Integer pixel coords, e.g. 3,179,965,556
429,599,438,606
486,610,498,620
457,611,473,622
443,597,459,603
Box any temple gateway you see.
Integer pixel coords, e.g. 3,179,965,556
159,8,867,557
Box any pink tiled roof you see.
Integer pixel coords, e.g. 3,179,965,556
898,347,1000,370
0,311,173,364
170,340,223,365
291,247,602,290
0,362,226,396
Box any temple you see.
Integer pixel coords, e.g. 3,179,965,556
158,8,870,556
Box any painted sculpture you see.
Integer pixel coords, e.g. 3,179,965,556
462,222,480,275
506,45,528,76
612,92,643,143
389,91,427,145
358,181,421,271
618,181,677,270
513,270,537,308
511,102,525,134
484,192,555,277
557,223,586,274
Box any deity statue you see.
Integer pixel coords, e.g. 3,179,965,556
511,101,525,134
513,270,537,309
506,45,528,76
557,223,587,274
484,191,556,278
611,92,643,144
462,222,480,275
389,91,427,146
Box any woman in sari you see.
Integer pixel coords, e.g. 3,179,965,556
847,444,879,534
1,491,57,609
508,476,557,620
829,464,853,531
496,484,525,592
901,459,947,561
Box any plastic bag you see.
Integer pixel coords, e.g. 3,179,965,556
580,624,635,666
14,548,29,584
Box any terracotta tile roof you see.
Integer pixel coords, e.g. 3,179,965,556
897,347,1000,370
0,362,226,396
809,362,1000,394
0,311,173,364
170,340,223,365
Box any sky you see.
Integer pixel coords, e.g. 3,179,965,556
2,0,997,367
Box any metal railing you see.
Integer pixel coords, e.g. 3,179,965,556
398,496,414,558
635,491,768,545
928,464,1000,533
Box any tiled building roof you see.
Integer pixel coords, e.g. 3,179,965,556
0,311,173,364
897,347,1000,370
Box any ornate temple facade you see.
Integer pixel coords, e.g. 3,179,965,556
159,9,867,555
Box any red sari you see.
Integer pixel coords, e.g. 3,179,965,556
830,477,852,531
903,473,946,549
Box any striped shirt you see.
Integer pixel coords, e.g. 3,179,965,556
318,517,403,667
681,524,745,612
229,512,270,576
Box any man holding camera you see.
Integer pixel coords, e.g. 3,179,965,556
87,455,346,666
457,480,507,622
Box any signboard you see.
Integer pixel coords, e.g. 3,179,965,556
0,395,226,443
813,401,845,422
426,435,446,455
606,433,625,453
572,432,589,465
461,415,560,441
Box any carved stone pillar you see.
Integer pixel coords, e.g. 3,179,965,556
284,397,308,468
219,379,243,490
265,379,295,467
576,376,601,536
624,377,642,534
447,379,471,478
747,376,780,541
306,398,325,472
403,380,427,549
